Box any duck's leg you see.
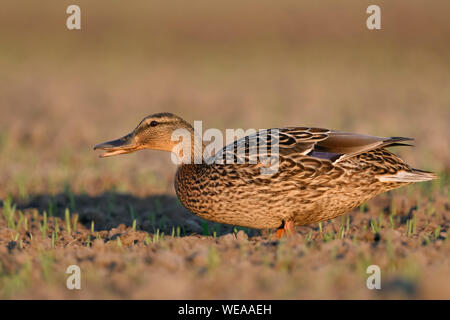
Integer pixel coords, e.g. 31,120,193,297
275,220,295,239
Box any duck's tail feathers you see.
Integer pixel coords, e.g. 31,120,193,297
378,169,438,183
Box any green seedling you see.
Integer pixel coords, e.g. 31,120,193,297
54,219,60,238
391,199,397,216
378,212,384,229
65,184,76,212
434,225,441,239
214,223,222,236
154,198,162,213
51,232,55,248
149,211,156,232
47,198,54,217
322,230,335,242
65,208,71,235
72,214,78,233
370,219,379,234
389,214,395,229
338,225,345,239
16,211,24,232
16,175,28,200
207,246,221,271
405,218,415,237
202,222,209,236
152,229,160,243
2,196,16,229
128,203,136,222
306,230,313,242
39,222,45,238
43,211,48,234
422,234,431,245
107,197,114,217
159,215,167,230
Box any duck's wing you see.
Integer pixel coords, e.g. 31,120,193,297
212,127,413,164
300,130,414,163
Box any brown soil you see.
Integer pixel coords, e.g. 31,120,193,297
0,0,449,299
1,187,449,299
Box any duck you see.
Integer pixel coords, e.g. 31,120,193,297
94,113,437,238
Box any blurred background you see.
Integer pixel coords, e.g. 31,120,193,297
0,0,449,198
0,0,449,300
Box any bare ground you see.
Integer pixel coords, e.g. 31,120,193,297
0,0,449,299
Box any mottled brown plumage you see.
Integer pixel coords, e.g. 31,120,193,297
94,113,437,235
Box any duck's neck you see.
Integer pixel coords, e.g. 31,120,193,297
171,124,205,165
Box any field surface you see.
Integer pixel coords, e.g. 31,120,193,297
0,0,449,299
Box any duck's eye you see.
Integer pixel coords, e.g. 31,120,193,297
150,121,158,127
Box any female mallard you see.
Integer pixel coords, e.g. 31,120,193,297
94,113,436,238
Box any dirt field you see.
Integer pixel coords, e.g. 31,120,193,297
0,0,449,299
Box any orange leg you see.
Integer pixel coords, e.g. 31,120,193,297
275,220,295,239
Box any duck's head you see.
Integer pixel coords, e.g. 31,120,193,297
94,113,193,158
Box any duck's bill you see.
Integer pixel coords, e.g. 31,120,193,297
94,133,141,158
